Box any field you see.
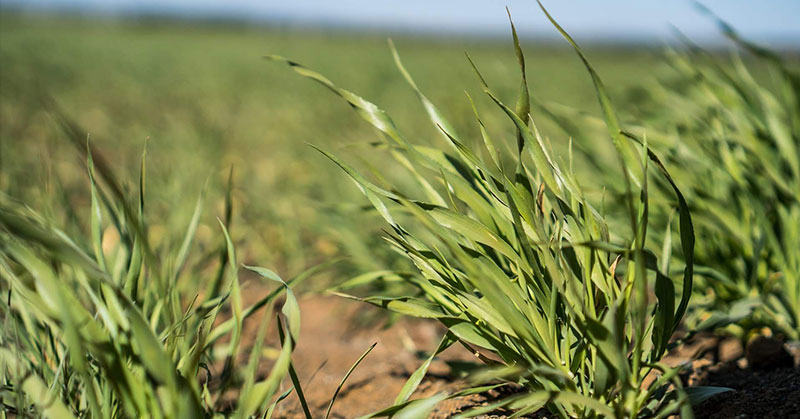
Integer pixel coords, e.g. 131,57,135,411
0,13,665,276
1,9,799,419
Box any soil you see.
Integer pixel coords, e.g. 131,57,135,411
691,364,800,419
684,335,800,419
264,295,472,418
254,294,537,418
235,287,800,419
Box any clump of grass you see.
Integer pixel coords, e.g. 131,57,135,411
0,137,314,417
271,5,718,418
630,13,800,341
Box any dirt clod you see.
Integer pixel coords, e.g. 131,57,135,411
745,335,793,370
718,337,743,363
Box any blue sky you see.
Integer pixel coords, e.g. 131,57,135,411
4,0,800,45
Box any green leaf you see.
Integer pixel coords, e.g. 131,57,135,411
174,187,206,281
325,342,378,419
87,144,107,272
395,333,456,404
683,386,733,405
245,265,301,341
235,320,293,418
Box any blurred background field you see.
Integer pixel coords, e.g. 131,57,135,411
0,11,671,281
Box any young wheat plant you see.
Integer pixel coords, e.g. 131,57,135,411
270,5,723,418
0,135,317,417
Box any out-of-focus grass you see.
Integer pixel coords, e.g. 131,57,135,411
0,139,306,417
536,22,800,341
633,37,800,340
0,12,662,280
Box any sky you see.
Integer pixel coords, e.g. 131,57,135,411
3,0,800,45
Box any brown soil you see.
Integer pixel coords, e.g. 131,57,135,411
239,290,800,418
684,335,800,419
691,364,800,419
267,295,472,418
656,333,799,419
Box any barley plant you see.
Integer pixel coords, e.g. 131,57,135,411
271,5,715,418
0,129,315,417
629,16,800,341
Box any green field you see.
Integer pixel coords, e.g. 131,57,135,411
2,9,798,419
0,13,665,277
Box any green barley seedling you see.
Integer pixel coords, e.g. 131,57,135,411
0,136,316,417
271,5,720,418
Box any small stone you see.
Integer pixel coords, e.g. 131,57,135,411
785,341,800,368
745,335,793,370
687,358,713,386
718,337,744,363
